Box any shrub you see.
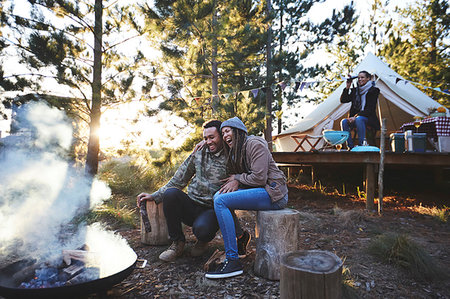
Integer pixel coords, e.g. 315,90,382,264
367,233,445,281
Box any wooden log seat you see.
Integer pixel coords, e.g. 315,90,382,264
280,250,343,299
140,200,170,245
253,208,300,280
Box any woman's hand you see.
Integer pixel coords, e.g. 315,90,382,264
193,140,206,153
219,175,239,193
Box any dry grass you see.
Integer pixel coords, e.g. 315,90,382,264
333,205,367,226
367,233,446,281
407,204,449,223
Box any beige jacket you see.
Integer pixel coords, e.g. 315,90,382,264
234,136,288,202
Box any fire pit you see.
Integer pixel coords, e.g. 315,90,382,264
0,225,139,299
0,246,137,298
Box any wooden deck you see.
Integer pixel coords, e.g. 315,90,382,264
272,151,450,210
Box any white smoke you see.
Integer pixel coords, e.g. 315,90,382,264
0,101,124,269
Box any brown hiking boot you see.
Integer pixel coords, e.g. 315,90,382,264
191,241,209,257
159,241,185,262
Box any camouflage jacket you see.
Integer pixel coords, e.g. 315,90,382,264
151,147,227,207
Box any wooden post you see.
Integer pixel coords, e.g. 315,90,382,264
280,250,343,299
365,163,375,210
378,118,386,214
141,200,170,245
254,209,300,280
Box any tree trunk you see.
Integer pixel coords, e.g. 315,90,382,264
141,200,170,245
254,209,300,280
211,3,219,115
85,0,103,176
264,0,273,149
280,250,343,299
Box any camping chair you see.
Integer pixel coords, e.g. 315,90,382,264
291,134,324,152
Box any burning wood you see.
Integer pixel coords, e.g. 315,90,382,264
63,264,84,278
62,249,98,266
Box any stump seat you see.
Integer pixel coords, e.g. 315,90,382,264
253,208,300,280
280,250,343,299
140,200,170,245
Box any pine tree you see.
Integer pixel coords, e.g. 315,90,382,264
271,0,356,132
140,0,267,144
1,0,146,174
379,0,450,106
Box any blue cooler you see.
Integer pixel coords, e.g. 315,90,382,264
412,133,427,152
390,133,405,152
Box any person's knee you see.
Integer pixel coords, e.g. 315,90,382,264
193,222,216,242
162,188,181,207
355,116,366,125
213,192,224,207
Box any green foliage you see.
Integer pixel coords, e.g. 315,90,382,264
379,0,450,106
367,233,446,281
140,0,268,134
86,204,137,230
1,0,147,173
98,149,184,196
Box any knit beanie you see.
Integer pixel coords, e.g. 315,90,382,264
220,116,248,134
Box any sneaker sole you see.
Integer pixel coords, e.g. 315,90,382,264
205,270,243,279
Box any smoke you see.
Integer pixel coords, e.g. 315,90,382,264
0,101,129,270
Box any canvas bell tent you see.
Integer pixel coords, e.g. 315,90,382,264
273,53,447,152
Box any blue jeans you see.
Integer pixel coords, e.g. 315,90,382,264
341,116,368,148
213,188,288,260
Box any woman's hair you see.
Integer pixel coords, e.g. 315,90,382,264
359,70,372,79
223,127,248,174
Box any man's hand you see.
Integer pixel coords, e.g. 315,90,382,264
219,175,239,193
137,192,153,207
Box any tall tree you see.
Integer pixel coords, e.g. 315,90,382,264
270,0,356,131
1,0,146,175
141,0,267,144
379,0,450,106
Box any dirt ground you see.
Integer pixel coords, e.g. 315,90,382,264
95,185,449,298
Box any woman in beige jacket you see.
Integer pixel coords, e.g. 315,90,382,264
205,117,288,279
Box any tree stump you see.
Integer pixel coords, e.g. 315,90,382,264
280,250,343,299
254,208,300,280
140,200,170,245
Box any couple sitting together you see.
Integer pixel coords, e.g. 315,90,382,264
137,117,288,279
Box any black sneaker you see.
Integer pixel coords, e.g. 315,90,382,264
205,259,243,279
237,230,251,257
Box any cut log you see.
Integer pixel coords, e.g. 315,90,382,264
254,208,300,280
63,264,84,277
203,249,226,271
140,200,170,245
280,250,343,299
62,250,93,265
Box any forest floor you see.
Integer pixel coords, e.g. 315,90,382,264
92,183,449,299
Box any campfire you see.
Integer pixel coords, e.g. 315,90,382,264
0,228,138,298
0,103,138,298
15,248,100,289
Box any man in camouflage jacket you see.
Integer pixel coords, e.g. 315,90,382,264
137,120,246,262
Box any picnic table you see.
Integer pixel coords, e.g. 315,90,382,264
400,116,450,138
